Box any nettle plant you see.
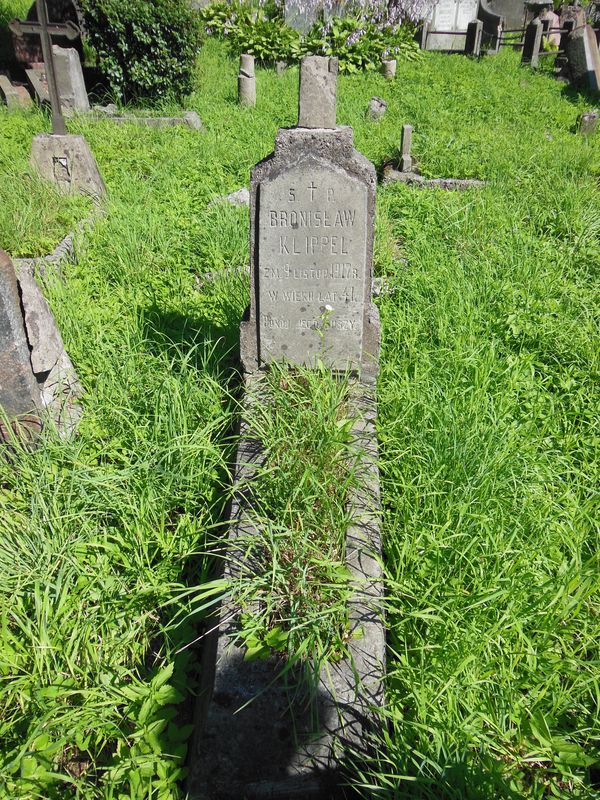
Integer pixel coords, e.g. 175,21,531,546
198,0,427,70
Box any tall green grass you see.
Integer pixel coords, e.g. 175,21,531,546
0,37,598,798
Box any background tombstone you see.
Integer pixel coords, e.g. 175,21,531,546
26,45,89,113
485,0,526,30
11,0,83,65
12,0,105,196
0,76,33,109
478,0,504,52
424,0,479,50
565,24,600,92
400,124,414,172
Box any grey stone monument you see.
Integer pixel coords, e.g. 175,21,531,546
0,249,81,445
11,0,105,198
187,57,384,798
565,24,600,92
26,46,89,114
238,53,256,107
579,110,599,135
241,55,380,379
0,250,42,441
400,124,413,172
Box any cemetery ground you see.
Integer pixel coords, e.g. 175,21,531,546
1,36,599,800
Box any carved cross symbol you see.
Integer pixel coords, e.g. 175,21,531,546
307,181,317,201
10,0,80,135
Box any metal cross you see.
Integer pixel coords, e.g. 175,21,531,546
10,0,80,135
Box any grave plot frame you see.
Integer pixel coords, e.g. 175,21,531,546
187,56,385,799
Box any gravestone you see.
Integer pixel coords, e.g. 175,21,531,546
0,251,41,429
565,24,600,92
382,57,397,79
424,0,479,50
26,45,89,113
188,56,384,799
13,0,105,197
0,76,33,109
368,96,387,120
477,0,504,52
485,0,526,29
241,56,380,378
579,110,599,134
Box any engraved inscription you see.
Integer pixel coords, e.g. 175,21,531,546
258,163,367,369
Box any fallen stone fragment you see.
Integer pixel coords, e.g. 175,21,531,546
383,166,486,190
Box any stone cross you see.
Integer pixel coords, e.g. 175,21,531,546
241,56,380,380
10,0,79,134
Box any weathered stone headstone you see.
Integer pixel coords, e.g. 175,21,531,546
0,251,41,426
478,0,504,53
465,18,484,54
31,134,105,197
522,17,544,66
0,76,33,109
0,249,81,444
565,24,600,92
241,56,379,378
26,45,89,114
424,0,479,50
485,0,526,30
238,53,256,107
400,124,413,172
188,56,384,799
540,8,561,46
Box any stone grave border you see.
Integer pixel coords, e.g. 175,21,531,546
186,377,385,799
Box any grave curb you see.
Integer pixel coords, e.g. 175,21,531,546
186,375,385,800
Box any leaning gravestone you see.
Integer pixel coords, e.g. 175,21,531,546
187,55,384,799
26,45,89,114
565,24,600,92
424,0,479,50
0,249,81,444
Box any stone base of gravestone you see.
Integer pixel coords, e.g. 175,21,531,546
30,133,105,198
187,377,384,800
